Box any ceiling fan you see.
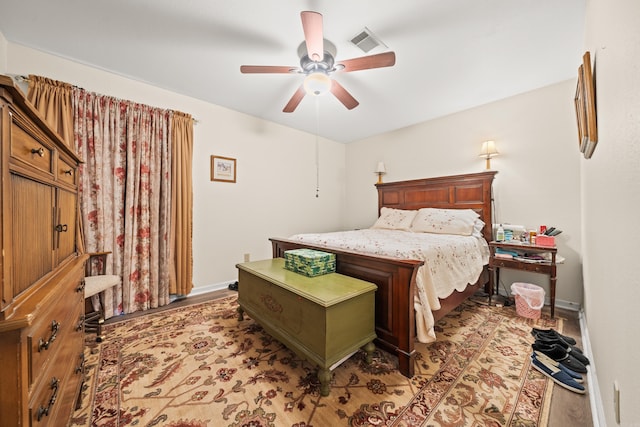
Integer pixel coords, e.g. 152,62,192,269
240,11,396,113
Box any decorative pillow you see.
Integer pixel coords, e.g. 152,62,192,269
370,207,417,231
410,208,480,235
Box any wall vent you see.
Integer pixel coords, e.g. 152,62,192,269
350,27,387,53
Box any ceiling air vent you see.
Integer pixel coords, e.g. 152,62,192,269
350,27,387,53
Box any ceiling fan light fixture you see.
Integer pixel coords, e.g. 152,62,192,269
241,11,396,112
304,72,332,96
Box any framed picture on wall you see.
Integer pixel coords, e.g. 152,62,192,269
575,51,598,159
574,65,588,152
211,155,236,183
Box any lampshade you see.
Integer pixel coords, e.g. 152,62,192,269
304,72,332,96
479,140,499,170
479,140,499,158
375,161,386,173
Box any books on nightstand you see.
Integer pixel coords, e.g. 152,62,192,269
495,247,558,264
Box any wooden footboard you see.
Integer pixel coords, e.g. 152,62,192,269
271,238,423,378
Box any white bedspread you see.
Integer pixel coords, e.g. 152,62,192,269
288,228,489,343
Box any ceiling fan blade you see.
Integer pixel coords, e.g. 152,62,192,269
337,51,396,72
330,80,359,110
240,65,297,74
283,85,306,113
301,11,324,61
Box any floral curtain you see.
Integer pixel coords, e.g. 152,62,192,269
73,89,172,317
27,75,194,318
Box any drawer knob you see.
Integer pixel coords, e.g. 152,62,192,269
55,224,68,233
31,147,45,157
38,320,60,352
75,353,85,374
64,169,74,176
36,377,59,421
76,315,85,331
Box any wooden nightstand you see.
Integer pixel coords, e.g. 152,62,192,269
236,258,377,396
488,241,558,317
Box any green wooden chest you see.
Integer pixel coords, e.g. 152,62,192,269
236,258,377,396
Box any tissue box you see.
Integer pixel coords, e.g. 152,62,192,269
536,235,556,247
284,249,336,277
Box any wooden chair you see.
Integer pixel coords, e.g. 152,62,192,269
84,252,119,342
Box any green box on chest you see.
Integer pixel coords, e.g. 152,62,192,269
284,248,336,277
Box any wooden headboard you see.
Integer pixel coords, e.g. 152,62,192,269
376,171,497,242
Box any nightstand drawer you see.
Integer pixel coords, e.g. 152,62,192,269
491,258,551,273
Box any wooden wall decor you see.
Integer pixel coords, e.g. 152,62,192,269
210,155,237,183
575,51,598,159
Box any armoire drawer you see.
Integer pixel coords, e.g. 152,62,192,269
28,317,84,427
56,158,77,186
10,123,53,175
27,293,84,388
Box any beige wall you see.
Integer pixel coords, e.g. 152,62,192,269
4,43,347,290
0,32,7,73
583,0,640,424
345,81,584,308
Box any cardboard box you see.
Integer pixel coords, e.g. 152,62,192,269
284,249,336,277
536,235,556,247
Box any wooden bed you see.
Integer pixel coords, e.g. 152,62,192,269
270,171,497,378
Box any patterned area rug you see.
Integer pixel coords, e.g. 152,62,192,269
70,296,560,426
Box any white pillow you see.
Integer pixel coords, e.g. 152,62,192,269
370,207,417,231
410,208,480,235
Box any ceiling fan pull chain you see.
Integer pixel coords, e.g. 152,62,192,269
315,98,320,198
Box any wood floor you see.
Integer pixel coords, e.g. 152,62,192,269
104,290,593,426
544,305,593,427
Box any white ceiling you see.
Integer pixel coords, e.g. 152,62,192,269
0,0,585,143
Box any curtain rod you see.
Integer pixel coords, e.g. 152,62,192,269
14,75,199,124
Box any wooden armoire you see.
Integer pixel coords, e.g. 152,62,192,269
0,75,88,426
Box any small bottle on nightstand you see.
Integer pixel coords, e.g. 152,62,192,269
496,224,505,241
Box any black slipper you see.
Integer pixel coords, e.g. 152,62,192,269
531,342,587,374
535,337,590,365
531,328,577,345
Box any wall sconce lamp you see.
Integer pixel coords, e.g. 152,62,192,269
375,161,386,184
479,140,499,170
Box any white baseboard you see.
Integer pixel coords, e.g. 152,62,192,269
495,289,581,312
190,281,235,297
580,309,605,426
170,281,235,302
553,298,582,312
